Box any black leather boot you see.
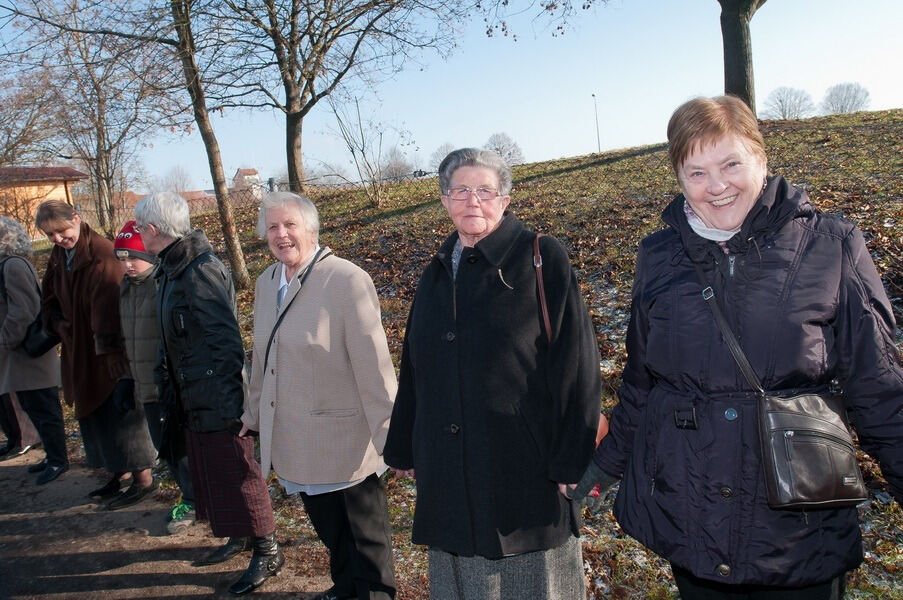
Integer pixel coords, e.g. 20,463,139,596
194,536,251,566
228,533,284,595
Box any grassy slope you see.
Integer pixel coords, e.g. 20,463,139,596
46,110,903,598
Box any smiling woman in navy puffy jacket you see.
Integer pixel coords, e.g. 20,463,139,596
570,95,903,600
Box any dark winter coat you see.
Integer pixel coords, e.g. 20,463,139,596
120,267,159,404
383,213,602,558
42,223,129,418
155,230,245,433
593,176,903,587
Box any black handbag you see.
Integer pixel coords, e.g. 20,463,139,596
0,257,61,358
693,264,867,509
21,314,61,357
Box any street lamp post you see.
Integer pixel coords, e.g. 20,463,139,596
591,93,601,154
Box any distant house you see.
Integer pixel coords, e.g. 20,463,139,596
0,166,89,235
232,168,260,189
232,168,262,200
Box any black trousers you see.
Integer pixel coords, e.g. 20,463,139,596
0,392,40,449
672,565,846,600
143,401,195,504
16,387,67,468
300,473,396,600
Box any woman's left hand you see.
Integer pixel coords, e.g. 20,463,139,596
557,483,574,497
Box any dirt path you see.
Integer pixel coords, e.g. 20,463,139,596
0,445,333,599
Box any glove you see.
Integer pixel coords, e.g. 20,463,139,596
157,381,177,408
112,379,136,413
567,460,619,513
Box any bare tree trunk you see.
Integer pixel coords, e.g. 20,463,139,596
718,0,766,115
286,111,304,192
169,0,250,290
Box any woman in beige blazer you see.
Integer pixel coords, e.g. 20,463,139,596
241,192,397,600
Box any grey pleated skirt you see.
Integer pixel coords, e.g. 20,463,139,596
79,394,156,472
428,535,585,600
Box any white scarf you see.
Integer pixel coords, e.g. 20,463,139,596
683,200,739,242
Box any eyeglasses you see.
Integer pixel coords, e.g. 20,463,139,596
444,186,501,201
132,224,143,233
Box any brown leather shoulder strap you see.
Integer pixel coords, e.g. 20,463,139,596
533,233,553,343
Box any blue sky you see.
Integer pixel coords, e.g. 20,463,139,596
142,0,903,190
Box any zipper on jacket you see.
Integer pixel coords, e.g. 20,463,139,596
728,255,736,278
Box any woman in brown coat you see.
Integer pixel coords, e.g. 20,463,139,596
36,200,156,503
0,216,66,484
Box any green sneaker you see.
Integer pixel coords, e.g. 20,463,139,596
166,501,195,534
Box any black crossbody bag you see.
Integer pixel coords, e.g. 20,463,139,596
693,263,867,509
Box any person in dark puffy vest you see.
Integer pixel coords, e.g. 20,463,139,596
114,220,196,530
570,95,903,599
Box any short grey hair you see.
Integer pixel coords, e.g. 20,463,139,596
256,192,320,243
0,217,32,259
134,191,191,239
438,148,513,196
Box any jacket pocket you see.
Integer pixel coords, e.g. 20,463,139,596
171,309,190,337
177,363,216,408
309,408,359,418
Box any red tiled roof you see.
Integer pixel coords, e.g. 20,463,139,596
0,166,89,184
234,168,258,177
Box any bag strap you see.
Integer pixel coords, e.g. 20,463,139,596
691,262,765,395
533,233,553,343
262,247,328,371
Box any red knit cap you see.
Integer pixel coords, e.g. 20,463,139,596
114,220,155,263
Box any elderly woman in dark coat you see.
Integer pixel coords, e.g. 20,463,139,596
571,96,903,599
0,216,66,484
36,201,156,497
383,148,602,599
134,191,281,596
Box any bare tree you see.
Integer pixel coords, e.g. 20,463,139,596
202,0,470,190
484,132,525,166
2,0,253,288
821,82,870,115
760,87,815,120
0,73,57,166
330,98,389,207
429,142,456,172
1,1,183,236
155,164,194,194
381,146,413,182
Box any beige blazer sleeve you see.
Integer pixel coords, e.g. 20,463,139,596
339,266,397,453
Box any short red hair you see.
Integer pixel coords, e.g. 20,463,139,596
667,95,766,175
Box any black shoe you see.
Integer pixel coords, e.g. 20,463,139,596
106,479,159,510
89,476,129,499
36,463,68,485
228,534,284,595
194,537,252,566
28,459,49,473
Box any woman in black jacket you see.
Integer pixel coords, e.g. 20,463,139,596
133,191,281,596
383,148,602,599
571,96,903,599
